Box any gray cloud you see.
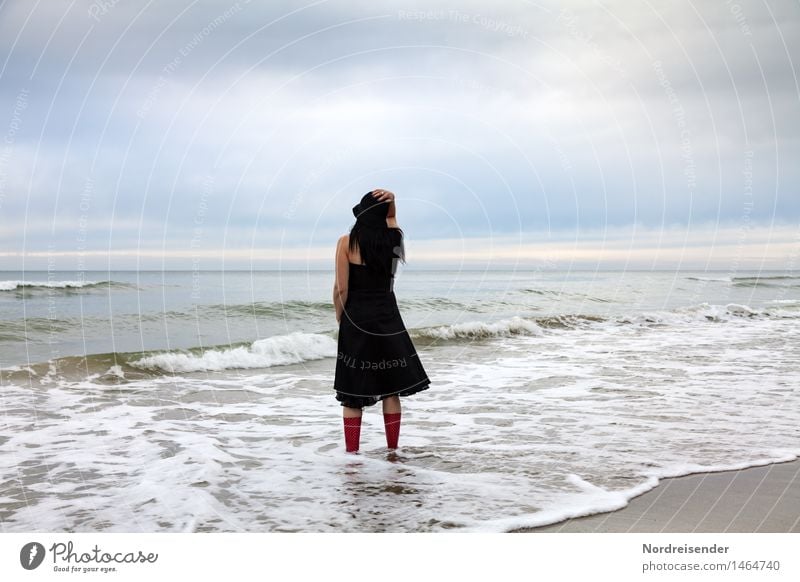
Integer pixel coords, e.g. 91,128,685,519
0,0,797,270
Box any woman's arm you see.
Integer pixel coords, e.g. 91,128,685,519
333,234,349,323
372,189,395,218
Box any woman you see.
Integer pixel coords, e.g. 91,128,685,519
333,189,431,453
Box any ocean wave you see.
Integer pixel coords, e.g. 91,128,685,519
0,280,131,292
205,296,479,318
518,288,612,303
614,302,791,325
412,301,795,342
129,332,337,373
4,301,796,377
404,296,476,309
0,317,77,341
412,315,547,340
685,276,732,282
767,299,800,307
519,288,563,295
731,275,800,288
206,300,333,318
685,275,800,285
0,352,157,385
732,275,799,281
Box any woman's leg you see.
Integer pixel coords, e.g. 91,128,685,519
382,395,402,449
343,406,363,419
381,395,401,414
342,405,363,452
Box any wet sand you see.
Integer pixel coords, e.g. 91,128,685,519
511,459,800,533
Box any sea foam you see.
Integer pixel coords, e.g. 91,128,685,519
130,332,337,373
414,315,545,340
0,280,115,291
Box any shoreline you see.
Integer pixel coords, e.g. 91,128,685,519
510,459,800,533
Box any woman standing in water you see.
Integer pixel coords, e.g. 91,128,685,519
333,189,431,453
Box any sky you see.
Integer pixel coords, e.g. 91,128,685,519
0,0,798,271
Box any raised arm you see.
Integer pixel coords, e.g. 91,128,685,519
372,188,396,218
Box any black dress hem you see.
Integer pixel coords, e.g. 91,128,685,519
335,377,431,409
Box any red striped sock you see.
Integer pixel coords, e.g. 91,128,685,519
343,416,362,452
383,412,401,449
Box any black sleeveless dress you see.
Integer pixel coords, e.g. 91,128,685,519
334,254,431,408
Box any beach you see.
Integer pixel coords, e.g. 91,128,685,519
511,459,800,533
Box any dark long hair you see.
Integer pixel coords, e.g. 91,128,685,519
348,191,406,277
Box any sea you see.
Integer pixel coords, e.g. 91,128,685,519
1,268,799,532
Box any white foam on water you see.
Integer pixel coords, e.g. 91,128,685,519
0,280,102,291
85,365,126,382
2,305,799,532
130,332,337,373
0,365,26,373
417,315,544,339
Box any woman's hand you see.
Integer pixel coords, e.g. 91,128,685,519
371,189,395,203
372,189,396,218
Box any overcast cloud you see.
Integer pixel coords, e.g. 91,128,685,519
0,0,798,270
